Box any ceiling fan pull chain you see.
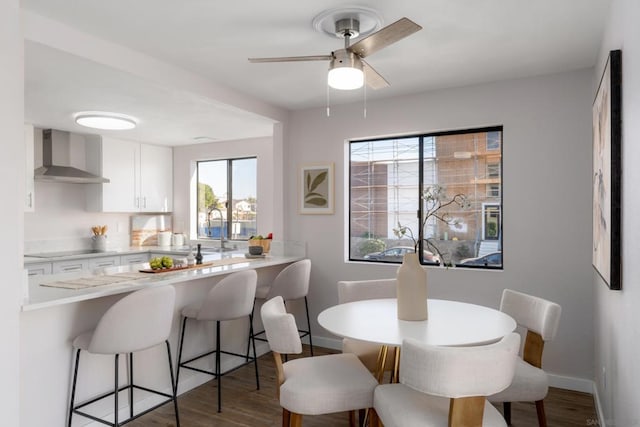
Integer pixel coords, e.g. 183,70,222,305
326,84,331,117
363,79,367,118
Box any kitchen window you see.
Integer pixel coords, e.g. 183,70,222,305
196,157,257,240
349,127,503,269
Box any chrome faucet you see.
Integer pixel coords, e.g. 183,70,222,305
208,206,226,250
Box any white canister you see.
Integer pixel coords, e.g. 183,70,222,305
157,231,172,247
172,233,185,246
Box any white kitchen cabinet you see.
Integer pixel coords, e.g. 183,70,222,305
88,256,121,270
24,124,35,212
86,136,172,213
26,262,52,276
52,259,90,274
120,253,150,265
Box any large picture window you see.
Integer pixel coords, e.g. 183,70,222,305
197,157,257,240
349,127,503,268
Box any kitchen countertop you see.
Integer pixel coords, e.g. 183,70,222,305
23,249,304,311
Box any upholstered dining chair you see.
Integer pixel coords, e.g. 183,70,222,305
488,289,562,427
337,279,397,380
176,270,259,413
370,333,521,427
252,259,313,355
68,285,179,427
261,296,378,427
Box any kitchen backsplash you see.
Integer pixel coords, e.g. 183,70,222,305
130,214,172,246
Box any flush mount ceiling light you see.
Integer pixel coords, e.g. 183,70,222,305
74,112,137,130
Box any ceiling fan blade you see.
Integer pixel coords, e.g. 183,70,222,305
348,17,422,58
362,60,390,90
248,55,333,63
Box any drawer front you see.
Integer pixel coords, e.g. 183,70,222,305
88,256,121,270
120,253,150,265
27,262,52,276
52,260,90,274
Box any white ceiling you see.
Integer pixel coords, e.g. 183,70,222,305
22,0,609,146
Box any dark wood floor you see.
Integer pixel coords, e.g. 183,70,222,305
128,346,598,427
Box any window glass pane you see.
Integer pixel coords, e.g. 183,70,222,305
196,157,257,240
197,160,227,239
349,128,502,269
350,138,420,263
231,158,257,239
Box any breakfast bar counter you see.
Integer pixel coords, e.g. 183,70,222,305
23,251,304,311
20,245,305,427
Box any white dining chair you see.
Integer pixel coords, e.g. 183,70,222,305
252,259,313,355
175,270,259,413
371,333,520,427
488,289,562,427
67,285,179,427
337,279,397,379
261,296,378,427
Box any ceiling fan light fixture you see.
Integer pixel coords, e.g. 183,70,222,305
74,112,137,130
328,50,364,90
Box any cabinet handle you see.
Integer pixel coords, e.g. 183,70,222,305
62,265,83,272
27,192,33,208
95,262,113,267
143,197,147,208
135,197,140,208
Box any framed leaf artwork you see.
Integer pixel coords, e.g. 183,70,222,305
299,163,334,214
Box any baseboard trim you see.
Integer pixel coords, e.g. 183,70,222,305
548,373,594,394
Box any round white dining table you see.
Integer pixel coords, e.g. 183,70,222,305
317,298,517,347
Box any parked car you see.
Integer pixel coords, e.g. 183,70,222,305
363,246,440,264
458,251,502,267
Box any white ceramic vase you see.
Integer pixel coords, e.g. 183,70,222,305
396,252,428,321
92,235,107,252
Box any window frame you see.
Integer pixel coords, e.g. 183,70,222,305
195,156,257,241
348,126,503,269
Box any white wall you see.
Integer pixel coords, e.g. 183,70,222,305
594,0,640,425
285,69,595,384
0,0,23,423
172,136,276,240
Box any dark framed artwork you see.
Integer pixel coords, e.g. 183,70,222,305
592,49,622,290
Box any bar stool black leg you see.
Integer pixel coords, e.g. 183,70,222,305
68,348,81,427
128,353,134,420
216,321,222,413
165,340,180,427
503,402,512,425
249,312,260,390
245,302,256,361
304,296,314,356
175,316,188,394
114,354,119,426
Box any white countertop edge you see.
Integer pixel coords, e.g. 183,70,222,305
22,255,303,312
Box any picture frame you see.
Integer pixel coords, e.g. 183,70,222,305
592,49,622,290
299,163,334,214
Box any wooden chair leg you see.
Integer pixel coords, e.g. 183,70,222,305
290,412,303,427
368,408,381,427
348,410,356,427
282,408,291,427
503,402,511,425
535,400,547,427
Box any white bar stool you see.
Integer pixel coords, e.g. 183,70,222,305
251,259,313,356
175,269,259,413
67,285,179,427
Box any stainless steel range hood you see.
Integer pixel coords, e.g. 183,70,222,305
34,129,110,184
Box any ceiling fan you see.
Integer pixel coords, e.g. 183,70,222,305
249,16,422,91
